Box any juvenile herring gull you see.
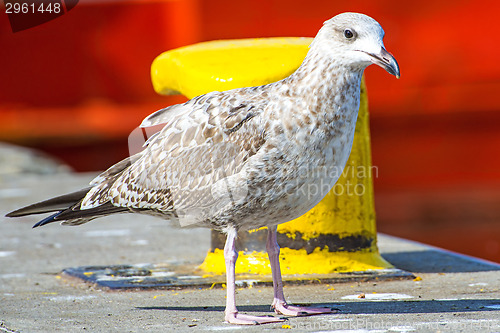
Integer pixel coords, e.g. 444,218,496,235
7,12,400,325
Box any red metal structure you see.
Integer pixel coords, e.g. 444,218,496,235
1,0,499,262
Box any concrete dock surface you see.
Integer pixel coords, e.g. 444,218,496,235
1,170,500,332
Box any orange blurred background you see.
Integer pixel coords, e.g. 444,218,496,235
1,0,499,262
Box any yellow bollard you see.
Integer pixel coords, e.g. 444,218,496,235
151,38,393,276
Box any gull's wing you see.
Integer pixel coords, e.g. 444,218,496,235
82,88,269,226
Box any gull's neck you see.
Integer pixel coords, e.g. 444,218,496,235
278,46,364,118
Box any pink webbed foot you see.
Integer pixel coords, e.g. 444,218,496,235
272,300,338,317
225,312,285,325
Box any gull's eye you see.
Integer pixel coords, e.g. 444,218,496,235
344,29,354,39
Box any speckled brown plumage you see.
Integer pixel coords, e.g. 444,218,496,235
8,13,399,233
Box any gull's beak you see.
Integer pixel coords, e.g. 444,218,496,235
366,47,400,79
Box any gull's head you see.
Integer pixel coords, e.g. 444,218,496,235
313,12,400,78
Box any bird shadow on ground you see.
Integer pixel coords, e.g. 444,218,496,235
136,304,266,313
382,250,500,273
136,299,500,314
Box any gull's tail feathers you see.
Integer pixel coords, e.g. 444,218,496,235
6,188,128,228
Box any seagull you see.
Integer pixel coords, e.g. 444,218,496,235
7,12,399,325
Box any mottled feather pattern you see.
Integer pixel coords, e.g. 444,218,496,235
79,52,363,229
80,87,271,226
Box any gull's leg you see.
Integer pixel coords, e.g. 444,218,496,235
267,226,338,316
224,226,284,325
